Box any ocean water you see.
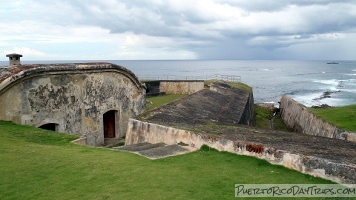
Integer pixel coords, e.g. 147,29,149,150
1,60,356,107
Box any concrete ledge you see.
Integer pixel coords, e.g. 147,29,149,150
126,118,356,184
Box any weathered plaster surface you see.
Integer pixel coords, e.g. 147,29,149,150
0,63,146,146
144,80,204,95
159,81,204,94
280,96,356,142
126,119,356,184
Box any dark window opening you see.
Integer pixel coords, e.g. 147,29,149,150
39,123,58,131
144,81,160,95
10,57,12,60
16,57,19,60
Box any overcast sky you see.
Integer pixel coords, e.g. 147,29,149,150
1,0,356,60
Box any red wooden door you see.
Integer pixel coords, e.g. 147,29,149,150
104,111,116,138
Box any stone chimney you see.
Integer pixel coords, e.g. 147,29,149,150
6,53,22,66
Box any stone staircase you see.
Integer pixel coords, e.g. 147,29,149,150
112,142,197,159
103,138,124,148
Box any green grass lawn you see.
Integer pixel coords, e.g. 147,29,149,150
310,104,356,132
204,80,253,92
0,121,335,200
146,94,187,111
255,105,289,131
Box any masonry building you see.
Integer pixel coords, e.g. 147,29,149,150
0,60,146,146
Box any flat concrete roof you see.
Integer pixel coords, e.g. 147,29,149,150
0,62,145,94
6,53,22,57
143,80,205,82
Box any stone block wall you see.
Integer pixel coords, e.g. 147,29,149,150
209,81,255,126
0,63,146,146
239,92,255,126
160,80,204,94
144,80,204,95
125,119,356,184
280,96,356,142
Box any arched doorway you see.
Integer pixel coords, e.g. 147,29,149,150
39,123,58,131
103,110,117,138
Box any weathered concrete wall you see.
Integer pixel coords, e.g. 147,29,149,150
280,96,356,142
239,92,255,126
210,82,255,126
144,81,161,95
159,80,204,94
141,81,255,128
0,63,146,146
126,119,356,184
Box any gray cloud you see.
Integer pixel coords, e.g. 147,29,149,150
1,0,356,60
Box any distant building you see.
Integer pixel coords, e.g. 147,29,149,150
6,53,22,66
0,59,146,146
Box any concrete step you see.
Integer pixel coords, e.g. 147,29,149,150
103,138,124,148
113,142,197,159
113,142,165,152
137,144,191,159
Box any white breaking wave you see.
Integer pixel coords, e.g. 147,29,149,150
313,79,347,92
313,79,339,85
292,92,344,107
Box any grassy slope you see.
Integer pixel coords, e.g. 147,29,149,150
0,121,333,200
146,94,187,111
204,80,253,92
310,104,356,132
255,105,272,129
255,105,289,131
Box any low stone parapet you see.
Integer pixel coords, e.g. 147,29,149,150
280,96,356,142
126,118,356,184
144,80,204,95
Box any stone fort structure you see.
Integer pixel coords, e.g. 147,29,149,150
0,56,146,146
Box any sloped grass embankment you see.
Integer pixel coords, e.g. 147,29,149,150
0,121,334,200
146,94,187,111
310,104,356,132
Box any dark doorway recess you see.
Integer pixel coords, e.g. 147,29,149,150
103,110,116,138
39,123,58,131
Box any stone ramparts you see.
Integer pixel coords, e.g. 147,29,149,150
0,62,146,146
126,119,356,184
280,96,356,142
144,80,204,95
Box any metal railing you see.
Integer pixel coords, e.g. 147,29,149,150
140,74,241,82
